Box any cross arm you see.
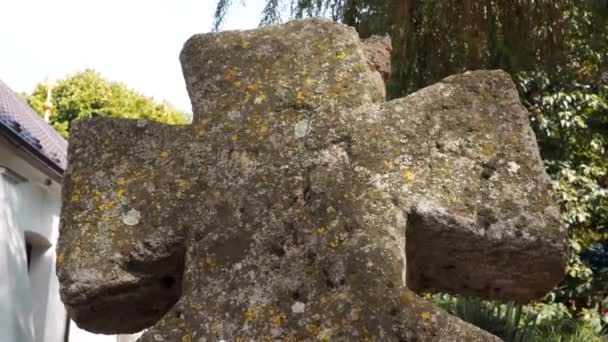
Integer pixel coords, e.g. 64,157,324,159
56,118,195,333
349,70,567,302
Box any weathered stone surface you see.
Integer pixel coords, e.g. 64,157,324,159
361,35,392,81
57,18,566,341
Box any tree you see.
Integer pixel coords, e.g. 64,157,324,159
26,70,188,138
213,0,608,322
214,0,573,96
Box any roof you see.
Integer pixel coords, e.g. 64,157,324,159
0,79,67,173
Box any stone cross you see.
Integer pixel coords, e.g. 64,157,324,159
57,18,567,341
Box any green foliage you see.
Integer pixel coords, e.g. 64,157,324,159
536,323,608,342
433,294,537,342
518,2,608,316
533,311,608,342
527,303,608,341
27,70,188,138
388,1,572,97
433,295,608,341
212,0,388,37
212,0,233,32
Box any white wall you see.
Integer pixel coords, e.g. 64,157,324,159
0,168,35,342
0,141,62,342
0,141,141,342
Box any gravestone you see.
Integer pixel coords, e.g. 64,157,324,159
57,18,567,341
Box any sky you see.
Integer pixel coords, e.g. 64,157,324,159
0,0,271,113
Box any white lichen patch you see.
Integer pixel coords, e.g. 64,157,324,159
228,111,241,120
507,161,521,175
122,208,141,226
294,119,310,138
291,301,306,314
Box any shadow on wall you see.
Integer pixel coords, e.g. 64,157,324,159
0,177,36,342
25,230,55,342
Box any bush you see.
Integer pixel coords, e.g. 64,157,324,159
432,294,608,341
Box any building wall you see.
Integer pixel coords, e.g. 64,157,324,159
0,141,64,342
0,141,141,342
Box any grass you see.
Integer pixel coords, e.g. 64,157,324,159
431,294,608,342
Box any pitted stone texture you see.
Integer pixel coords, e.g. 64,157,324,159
362,35,392,81
57,18,565,341
345,71,567,301
181,18,386,127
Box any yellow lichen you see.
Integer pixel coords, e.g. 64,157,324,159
355,62,367,71
95,191,102,202
233,81,242,87
205,256,216,267
245,305,262,321
224,68,237,80
259,125,268,135
270,314,283,328
336,51,347,60
421,311,431,320
402,169,416,183
254,94,266,103
278,80,287,86
117,178,126,185
70,194,80,202
211,321,222,335
57,253,64,263
116,188,125,197
296,91,306,100
242,40,250,48
246,84,258,91
482,144,495,157
401,291,413,302
305,78,313,86
98,201,115,211
330,237,340,248
181,334,192,342
306,323,322,336
445,192,455,206
317,227,326,234
384,160,395,169
231,134,238,142
178,180,190,188
160,150,169,158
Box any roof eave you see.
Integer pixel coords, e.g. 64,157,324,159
0,123,64,183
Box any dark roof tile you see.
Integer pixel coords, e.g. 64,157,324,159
0,79,67,171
